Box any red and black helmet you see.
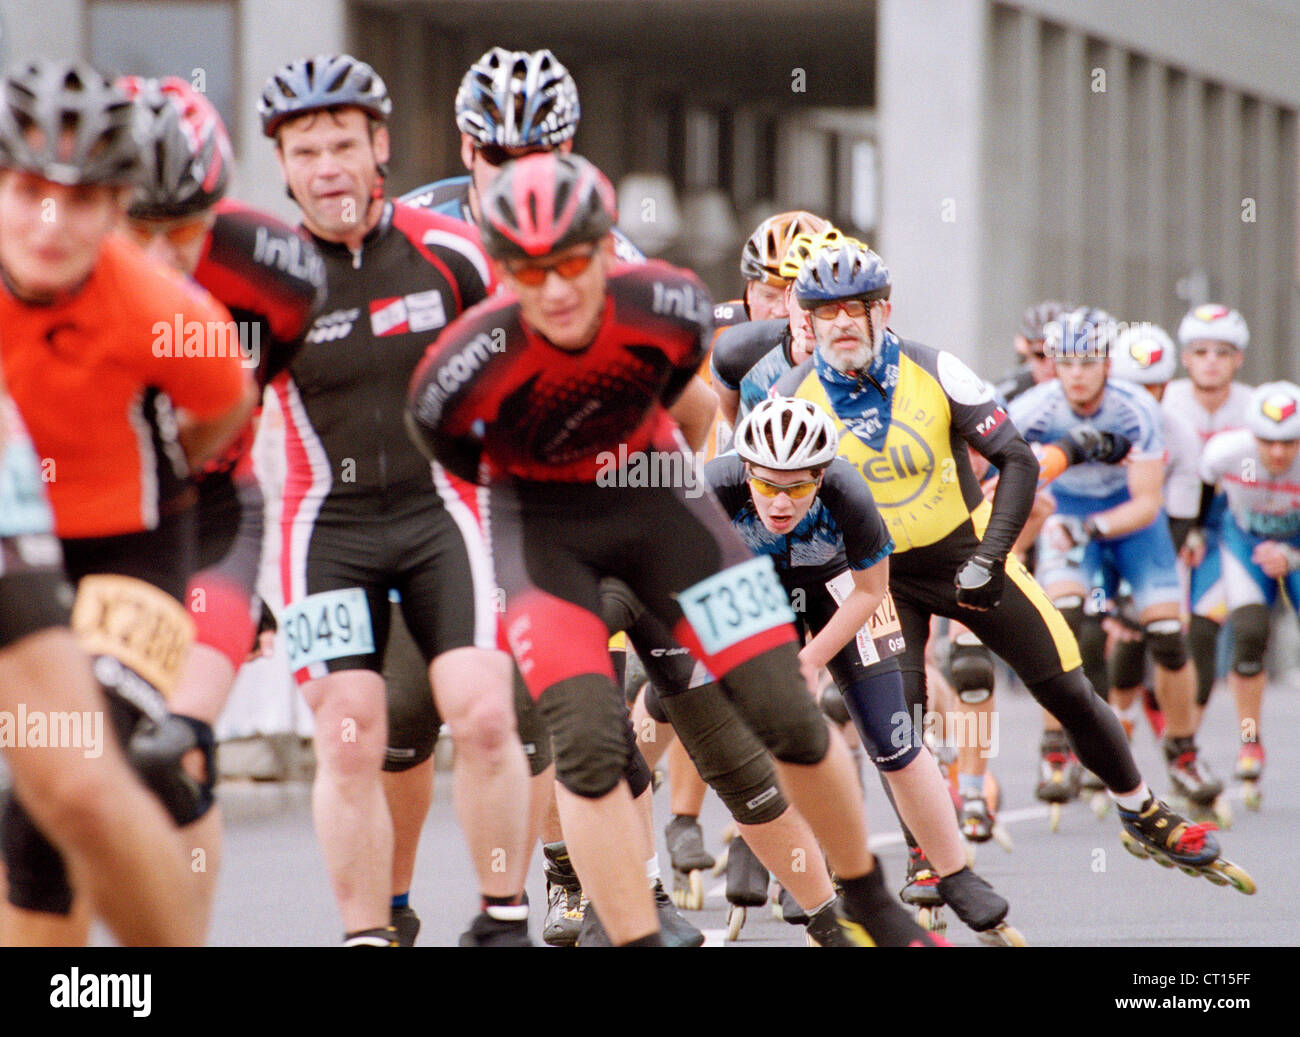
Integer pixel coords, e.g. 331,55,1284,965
119,75,232,219
478,151,617,260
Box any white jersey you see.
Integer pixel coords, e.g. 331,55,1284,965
1162,380,1253,447
1162,406,1203,520
1199,428,1300,541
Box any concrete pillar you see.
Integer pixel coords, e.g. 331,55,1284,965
877,0,989,365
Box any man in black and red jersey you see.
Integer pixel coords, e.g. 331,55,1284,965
408,151,944,947
259,53,530,946
118,74,324,936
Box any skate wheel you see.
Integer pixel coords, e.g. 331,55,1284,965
916,906,946,933
672,870,705,912
964,842,977,869
976,922,1027,947
711,845,729,878
726,904,746,941
1205,859,1257,896
992,824,1014,853
1090,792,1111,821
1048,803,1062,833
1118,829,1152,860
1213,797,1233,829
1242,782,1261,811
1152,853,1176,869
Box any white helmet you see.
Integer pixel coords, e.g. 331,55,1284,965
734,397,839,470
1111,323,1177,385
1177,303,1249,350
1246,382,1300,442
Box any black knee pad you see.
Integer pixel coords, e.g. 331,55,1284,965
513,669,553,777
599,576,644,636
0,792,74,914
1143,618,1188,672
901,667,927,716
538,674,634,799
720,651,829,767
1228,605,1270,678
1187,615,1221,706
128,713,218,827
383,604,439,773
1109,634,1148,691
948,636,994,705
659,682,787,825
1077,613,1110,701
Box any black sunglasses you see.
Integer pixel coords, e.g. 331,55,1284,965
475,143,549,167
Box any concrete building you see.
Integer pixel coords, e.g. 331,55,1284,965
7,0,1298,378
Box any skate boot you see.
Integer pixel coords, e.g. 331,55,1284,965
577,885,704,947
804,898,858,946
773,885,809,925
1035,731,1081,832
959,788,995,844
936,867,1026,946
342,926,399,947
389,904,420,947
1116,796,1255,895
1164,735,1231,827
840,857,948,947
1235,740,1264,811
459,906,532,947
541,841,585,947
1079,766,1111,820
724,835,770,941
664,814,714,911
654,879,705,947
899,844,946,933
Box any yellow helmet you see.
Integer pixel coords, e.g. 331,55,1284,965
740,211,830,286
779,227,866,281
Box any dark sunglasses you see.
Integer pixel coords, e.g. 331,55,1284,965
475,143,549,167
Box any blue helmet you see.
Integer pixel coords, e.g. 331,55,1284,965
259,53,391,137
455,48,579,149
793,240,890,307
1045,306,1117,361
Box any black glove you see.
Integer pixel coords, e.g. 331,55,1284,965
1059,425,1133,466
954,555,1006,611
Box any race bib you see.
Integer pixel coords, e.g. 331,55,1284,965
824,571,905,666
70,574,195,697
678,556,795,656
282,588,376,669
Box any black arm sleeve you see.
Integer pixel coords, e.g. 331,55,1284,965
1195,481,1217,528
403,410,482,485
976,434,1039,562
1168,516,1195,552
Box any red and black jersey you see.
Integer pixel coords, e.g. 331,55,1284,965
271,201,494,515
408,260,712,484
193,199,325,487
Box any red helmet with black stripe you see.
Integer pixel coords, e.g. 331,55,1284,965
477,151,617,260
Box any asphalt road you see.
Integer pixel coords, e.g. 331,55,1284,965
198,672,1297,949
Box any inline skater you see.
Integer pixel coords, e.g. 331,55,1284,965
119,74,325,932
259,52,531,946
699,397,1024,943
1010,310,1226,827
408,151,945,946
993,300,1069,404
1194,381,1300,809
0,380,204,946
0,58,255,944
1164,305,1255,720
775,241,1254,896
398,46,712,945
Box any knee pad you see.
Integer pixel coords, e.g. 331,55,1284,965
512,670,552,778
599,576,644,637
901,667,927,716
129,713,218,826
383,690,440,773
1077,613,1109,700
1228,605,1270,678
658,683,787,825
1109,635,1148,691
621,714,652,799
537,675,633,799
948,637,995,705
643,681,668,725
1,793,74,914
720,652,829,767
1143,619,1188,672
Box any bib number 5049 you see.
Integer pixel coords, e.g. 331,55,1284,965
283,588,375,669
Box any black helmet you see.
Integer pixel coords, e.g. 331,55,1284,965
0,58,140,185
259,53,391,138
120,76,231,219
